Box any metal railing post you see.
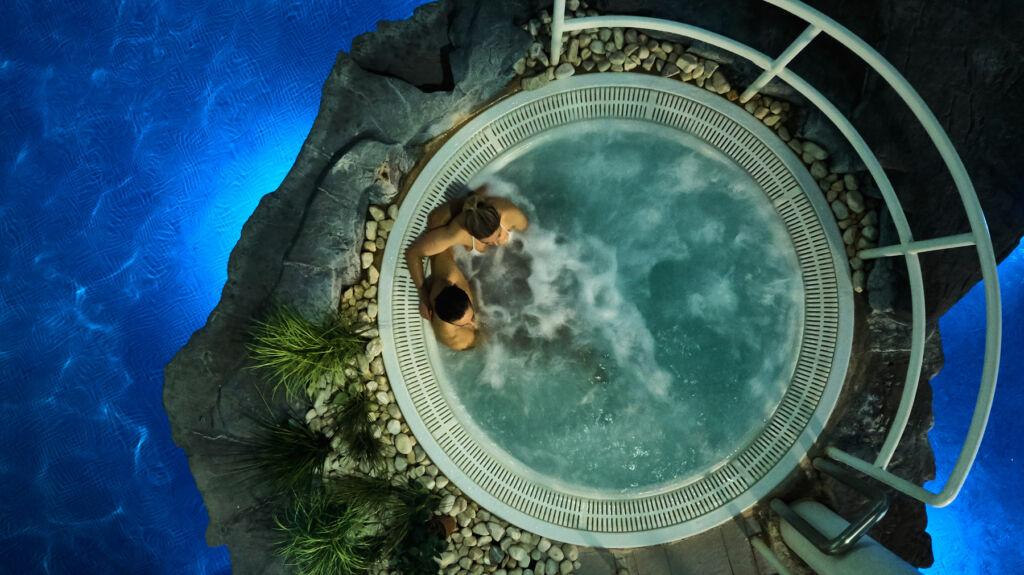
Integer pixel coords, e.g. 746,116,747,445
859,233,976,260
750,537,795,575
550,0,567,66
740,24,821,103
771,459,890,555
768,0,1002,486
522,0,1001,510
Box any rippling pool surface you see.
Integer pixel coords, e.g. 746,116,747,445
437,120,804,493
0,1,430,572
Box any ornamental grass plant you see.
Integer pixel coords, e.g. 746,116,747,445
247,306,364,401
234,414,332,493
330,474,442,556
329,474,444,572
274,487,385,575
337,393,386,473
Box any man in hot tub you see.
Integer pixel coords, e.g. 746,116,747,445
406,183,529,350
419,248,478,350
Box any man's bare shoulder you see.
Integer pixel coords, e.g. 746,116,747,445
431,317,477,351
447,329,477,351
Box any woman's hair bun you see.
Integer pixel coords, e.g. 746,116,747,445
464,193,483,212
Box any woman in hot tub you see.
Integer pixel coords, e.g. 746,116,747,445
405,184,529,326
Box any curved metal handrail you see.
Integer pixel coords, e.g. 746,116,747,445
550,0,1001,509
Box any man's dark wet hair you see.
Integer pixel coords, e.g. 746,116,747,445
434,284,472,324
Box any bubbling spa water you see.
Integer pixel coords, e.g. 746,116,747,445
434,119,803,495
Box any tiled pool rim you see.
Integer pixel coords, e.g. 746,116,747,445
379,74,854,547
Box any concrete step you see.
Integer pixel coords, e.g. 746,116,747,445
575,518,781,575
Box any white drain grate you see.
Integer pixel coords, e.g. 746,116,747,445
379,74,853,547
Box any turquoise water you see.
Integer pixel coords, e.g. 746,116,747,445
437,120,804,493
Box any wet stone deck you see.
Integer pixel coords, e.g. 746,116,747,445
577,518,780,575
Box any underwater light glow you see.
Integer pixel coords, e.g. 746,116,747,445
924,239,1024,574
0,0,432,572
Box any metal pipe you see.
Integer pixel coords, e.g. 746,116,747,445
778,500,922,574
827,446,937,505
773,65,927,471
769,0,1001,503
750,537,795,575
770,460,890,556
740,24,821,103
550,0,566,66
858,233,976,260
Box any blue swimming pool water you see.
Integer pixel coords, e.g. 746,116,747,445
0,0,1019,572
923,239,1024,575
0,1,430,573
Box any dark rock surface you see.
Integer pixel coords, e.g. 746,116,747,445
817,309,943,567
351,1,454,91
164,0,1021,573
163,3,531,573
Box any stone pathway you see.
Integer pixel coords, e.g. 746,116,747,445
578,519,780,575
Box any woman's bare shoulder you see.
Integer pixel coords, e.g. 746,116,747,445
489,196,528,230
486,194,510,206
409,221,470,256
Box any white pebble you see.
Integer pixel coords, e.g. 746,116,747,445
488,521,506,541
365,337,382,358
386,419,401,434
810,160,828,179
395,434,413,454
802,141,829,161
831,200,850,220
508,545,529,563
547,545,564,561
846,190,865,213
853,269,866,293
439,494,456,514
439,551,458,568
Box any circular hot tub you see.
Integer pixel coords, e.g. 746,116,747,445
379,74,852,546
